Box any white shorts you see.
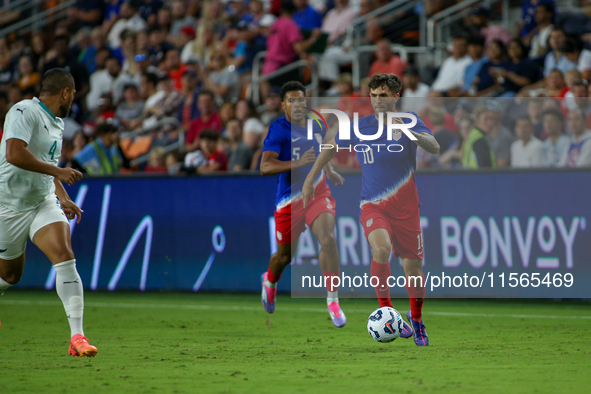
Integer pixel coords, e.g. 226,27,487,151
0,194,69,260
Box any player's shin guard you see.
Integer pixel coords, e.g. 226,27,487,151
0,277,11,295
370,260,392,308
406,273,426,322
54,259,85,337
323,271,339,303
266,267,281,285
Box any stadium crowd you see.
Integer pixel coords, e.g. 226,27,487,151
1,0,591,174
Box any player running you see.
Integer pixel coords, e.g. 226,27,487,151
260,81,347,327
302,74,439,346
0,68,98,357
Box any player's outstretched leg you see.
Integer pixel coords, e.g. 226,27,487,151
403,259,428,346
262,242,294,313
33,221,97,357
312,212,346,328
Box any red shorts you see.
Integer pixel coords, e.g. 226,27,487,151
275,182,336,245
360,203,423,260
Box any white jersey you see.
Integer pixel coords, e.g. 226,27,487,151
0,98,64,212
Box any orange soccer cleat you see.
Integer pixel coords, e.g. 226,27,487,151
68,334,98,357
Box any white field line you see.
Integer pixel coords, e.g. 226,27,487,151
0,299,590,320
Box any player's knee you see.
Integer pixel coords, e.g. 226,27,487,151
277,252,291,267
373,245,391,264
2,270,23,285
317,231,337,251
54,249,75,264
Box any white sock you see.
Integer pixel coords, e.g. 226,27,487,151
0,277,11,295
264,278,276,288
327,291,338,304
54,259,84,337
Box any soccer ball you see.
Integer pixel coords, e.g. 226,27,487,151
367,307,403,343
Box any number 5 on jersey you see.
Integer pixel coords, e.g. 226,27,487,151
292,146,300,161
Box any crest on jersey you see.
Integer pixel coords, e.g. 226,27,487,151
391,129,402,141
366,218,373,227
315,133,323,144
277,231,283,241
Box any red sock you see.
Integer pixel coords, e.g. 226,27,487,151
406,273,426,321
267,267,281,284
370,260,392,308
322,271,340,293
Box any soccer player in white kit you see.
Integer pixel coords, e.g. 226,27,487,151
0,69,98,357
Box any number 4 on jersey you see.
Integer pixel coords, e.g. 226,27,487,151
49,141,57,160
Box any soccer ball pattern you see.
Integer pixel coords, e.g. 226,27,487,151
367,307,403,343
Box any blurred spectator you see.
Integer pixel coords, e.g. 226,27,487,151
95,47,113,73
16,55,40,91
541,108,569,167
87,56,131,110
293,0,323,30
528,3,554,58
145,147,168,172
74,27,98,75
170,0,197,37
0,51,15,90
463,105,496,168
148,26,174,65
518,0,555,40
94,93,117,123
165,48,188,91
176,26,196,52
560,38,591,82
237,99,265,136
439,117,473,169
129,72,165,129
559,109,591,167
321,0,357,46
490,39,541,97
0,91,9,139
511,117,543,167
108,1,147,49
431,36,471,95
475,40,506,96
564,79,589,113
72,123,122,175
68,0,104,28
220,102,236,134
460,35,487,96
103,0,123,33
43,35,90,116
117,30,138,74
429,108,456,154
182,23,219,66
116,84,145,130
59,139,75,168
368,40,408,79
261,92,283,126
545,69,568,98
156,5,172,31
543,28,576,78
226,119,254,171
527,99,545,139
204,51,240,105
178,69,201,130
486,102,515,167
400,67,429,113
27,34,47,73
232,21,266,75
133,48,160,81
166,151,182,174
335,73,360,117
72,131,90,157
186,90,221,152
419,94,456,132
138,0,163,27
467,7,511,49
184,129,228,172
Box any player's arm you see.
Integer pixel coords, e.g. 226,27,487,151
324,161,344,186
5,139,83,186
260,148,315,175
408,130,440,154
54,178,84,223
302,140,338,207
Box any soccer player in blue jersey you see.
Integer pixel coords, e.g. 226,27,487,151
302,74,440,346
260,81,347,327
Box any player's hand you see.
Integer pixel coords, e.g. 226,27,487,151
326,169,345,186
57,168,83,186
302,178,315,209
60,199,84,224
295,147,315,168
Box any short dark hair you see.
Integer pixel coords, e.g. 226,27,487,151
467,35,485,47
96,122,118,135
105,55,122,66
97,46,112,55
143,72,159,87
40,68,75,96
515,116,532,124
198,89,215,100
200,129,220,141
280,81,305,101
0,90,9,102
368,73,402,94
560,37,581,55
508,38,527,60
542,108,564,123
54,35,70,44
538,3,554,15
280,0,296,15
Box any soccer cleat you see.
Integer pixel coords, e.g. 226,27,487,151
399,317,414,339
261,273,276,313
406,310,429,346
327,302,347,328
68,334,98,357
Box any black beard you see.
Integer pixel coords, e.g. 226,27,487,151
58,104,70,118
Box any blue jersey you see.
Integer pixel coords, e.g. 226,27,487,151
263,116,325,210
335,112,432,219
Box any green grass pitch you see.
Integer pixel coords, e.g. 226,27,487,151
1,291,590,393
